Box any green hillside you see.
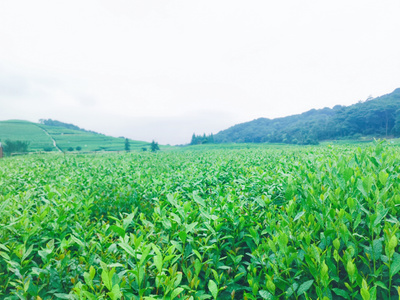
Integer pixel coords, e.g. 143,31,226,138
0,120,151,153
0,120,55,151
209,88,400,145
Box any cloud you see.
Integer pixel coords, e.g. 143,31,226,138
1,1,399,144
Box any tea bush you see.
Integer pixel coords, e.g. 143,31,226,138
0,141,399,299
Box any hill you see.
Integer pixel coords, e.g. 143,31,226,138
211,88,400,145
0,120,151,153
38,118,103,135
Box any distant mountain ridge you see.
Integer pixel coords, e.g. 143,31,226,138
212,88,400,145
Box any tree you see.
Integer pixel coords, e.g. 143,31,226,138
125,138,130,151
3,140,29,155
190,133,215,145
190,133,198,145
150,140,160,152
392,109,400,137
76,146,82,151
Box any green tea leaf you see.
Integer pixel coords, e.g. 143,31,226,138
107,284,122,300
110,225,125,237
71,235,85,248
102,268,112,291
193,194,206,207
332,288,350,299
118,242,136,257
285,283,298,298
255,196,266,207
333,238,340,250
360,288,370,300
297,280,314,296
390,252,400,277
139,244,152,266
171,287,184,299
357,178,367,197
373,208,389,227
179,231,187,243
372,239,383,259
389,236,398,252
174,272,183,288
21,244,34,262
185,222,198,233
54,294,74,299
374,281,388,290
343,168,353,182
122,212,135,230
259,290,273,299
0,244,9,252
84,271,93,288
208,280,218,299
379,170,388,186
154,252,163,274
193,249,202,261
293,211,305,222
369,156,380,168
82,291,97,300
362,176,374,194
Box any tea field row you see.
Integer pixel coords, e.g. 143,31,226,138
1,143,400,299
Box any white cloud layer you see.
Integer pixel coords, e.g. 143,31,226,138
1,0,400,144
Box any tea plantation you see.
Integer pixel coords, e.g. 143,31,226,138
1,142,400,299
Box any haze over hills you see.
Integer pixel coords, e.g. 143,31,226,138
191,88,400,145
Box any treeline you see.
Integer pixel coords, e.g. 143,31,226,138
190,133,215,145
0,140,29,155
212,88,400,145
39,119,103,135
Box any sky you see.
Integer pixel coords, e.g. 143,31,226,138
1,1,400,145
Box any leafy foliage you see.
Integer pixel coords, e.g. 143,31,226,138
1,142,400,299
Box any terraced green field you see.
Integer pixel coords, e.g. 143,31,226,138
1,142,400,299
39,125,149,152
0,120,150,153
0,120,54,151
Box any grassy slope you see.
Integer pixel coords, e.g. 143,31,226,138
0,120,159,152
38,124,150,152
0,120,54,151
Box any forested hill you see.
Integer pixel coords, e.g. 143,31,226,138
213,88,400,145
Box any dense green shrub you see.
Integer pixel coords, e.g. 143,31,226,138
2,139,29,155
1,142,399,299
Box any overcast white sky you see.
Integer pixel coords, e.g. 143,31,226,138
1,1,400,144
